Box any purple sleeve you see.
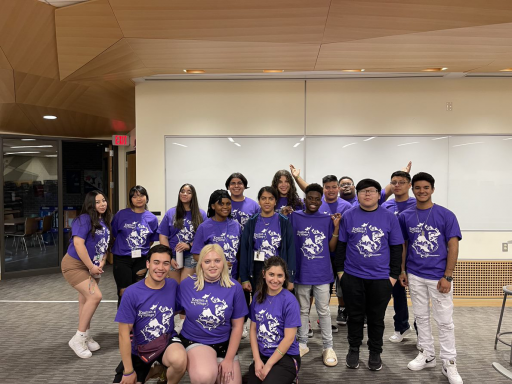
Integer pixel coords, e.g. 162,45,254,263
283,294,301,329
201,210,207,221
445,212,462,241
231,283,249,320
190,224,205,254
157,211,171,237
339,215,348,242
389,215,405,245
398,213,409,242
114,289,136,325
378,189,387,205
72,215,91,240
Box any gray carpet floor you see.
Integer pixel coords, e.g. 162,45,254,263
0,265,511,383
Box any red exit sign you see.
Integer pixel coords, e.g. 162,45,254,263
112,135,130,146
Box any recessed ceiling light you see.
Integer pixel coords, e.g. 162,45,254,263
183,69,205,74
263,70,284,73
43,115,57,120
422,68,447,72
341,69,365,72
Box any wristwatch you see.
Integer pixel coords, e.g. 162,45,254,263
443,275,453,282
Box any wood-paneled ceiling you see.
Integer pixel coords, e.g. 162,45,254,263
3,0,512,137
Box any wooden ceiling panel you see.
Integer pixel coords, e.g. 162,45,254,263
64,39,146,81
0,103,40,135
55,0,125,80
109,0,331,43
14,71,88,109
0,48,15,104
316,24,512,71
0,0,59,79
127,38,320,70
323,0,512,43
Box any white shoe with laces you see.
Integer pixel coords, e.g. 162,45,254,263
69,333,92,359
407,350,436,371
299,343,310,357
389,327,411,343
442,359,463,384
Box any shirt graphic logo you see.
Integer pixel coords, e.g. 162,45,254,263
93,228,109,265
140,303,174,342
352,223,384,257
177,219,195,243
254,229,281,259
213,232,239,263
196,294,228,331
255,309,280,348
297,227,326,260
125,221,150,250
410,224,440,257
232,209,250,228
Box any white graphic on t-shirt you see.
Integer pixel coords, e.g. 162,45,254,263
125,221,150,250
232,209,250,228
255,229,281,259
352,223,384,257
297,227,326,260
139,303,174,342
410,224,441,257
177,219,195,243
93,229,109,265
256,309,280,348
196,294,228,331
213,232,239,263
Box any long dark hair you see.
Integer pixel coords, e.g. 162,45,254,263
256,257,290,304
271,170,304,209
128,185,149,210
174,183,203,231
207,189,232,218
78,190,112,237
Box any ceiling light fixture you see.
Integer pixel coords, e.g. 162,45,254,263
183,69,205,74
10,145,53,149
21,138,36,141
5,152,41,155
43,115,57,120
263,70,284,73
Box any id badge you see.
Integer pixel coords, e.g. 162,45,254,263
254,250,265,262
131,249,142,258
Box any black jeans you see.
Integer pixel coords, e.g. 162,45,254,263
340,272,393,353
392,280,410,332
247,353,300,384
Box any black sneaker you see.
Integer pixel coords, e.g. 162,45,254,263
316,319,339,333
368,351,382,371
337,307,347,325
346,348,360,369
308,321,313,338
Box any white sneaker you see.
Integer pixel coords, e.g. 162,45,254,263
407,350,436,371
389,327,411,343
299,343,310,357
69,333,92,359
442,360,463,384
86,336,100,352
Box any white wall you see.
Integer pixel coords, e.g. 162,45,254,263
135,78,512,260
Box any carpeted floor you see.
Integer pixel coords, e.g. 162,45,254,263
0,265,511,383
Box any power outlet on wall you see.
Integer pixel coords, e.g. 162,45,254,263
504,243,509,252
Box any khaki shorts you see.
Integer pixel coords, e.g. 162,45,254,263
61,254,99,287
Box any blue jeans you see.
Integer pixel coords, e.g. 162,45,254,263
392,281,410,333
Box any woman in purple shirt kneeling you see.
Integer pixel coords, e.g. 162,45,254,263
248,257,301,384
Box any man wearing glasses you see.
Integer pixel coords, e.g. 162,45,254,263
335,179,404,372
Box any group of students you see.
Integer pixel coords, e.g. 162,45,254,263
60,165,463,384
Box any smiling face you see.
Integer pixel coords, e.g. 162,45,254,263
357,187,380,211
146,252,171,284
95,194,107,216
131,191,147,209
263,265,285,295
179,185,193,204
339,178,356,199
412,180,435,205
211,198,232,219
201,250,223,281
323,181,339,203
259,191,276,216
277,175,291,197
305,191,322,214
228,178,245,199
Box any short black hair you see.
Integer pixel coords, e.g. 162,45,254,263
339,176,354,184
257,186,278,201
305,183,323,196
356,178,382,193
129,185,149,209
207,189,232,218
322,175,338,185
412,172,435,188
147,244,172,262
225,173,248,189
390,171,411,183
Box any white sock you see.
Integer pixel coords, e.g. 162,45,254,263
76,330,87,338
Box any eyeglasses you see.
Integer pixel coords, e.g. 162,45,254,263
390,181,409,186
358,189,379,195
340,183,354,188
180,190,192,195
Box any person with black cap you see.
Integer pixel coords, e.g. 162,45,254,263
334,178,404,372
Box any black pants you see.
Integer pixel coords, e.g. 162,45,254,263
341,272,393,353
113,254,147,306
247,353,300,384
244,261,265,320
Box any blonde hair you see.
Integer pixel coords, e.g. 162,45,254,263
193,244,235,291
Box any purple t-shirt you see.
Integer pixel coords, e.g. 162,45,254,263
115,278,180,355
231,197,260,230
319,197,353,216
250,289,301,357
253,213,281,258
289,210,334,285
399,204,462,280
111,209,159,256
191,218,242,279
381,197,416,216
275,197,303,213
67,214,110,266
339,206,404,280
158,208,207,257
179,276,248,344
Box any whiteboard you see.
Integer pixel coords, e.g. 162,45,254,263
165,137,305,211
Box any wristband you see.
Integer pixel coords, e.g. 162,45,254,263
332,234,339,237
123,369,135,377
276,348,284,356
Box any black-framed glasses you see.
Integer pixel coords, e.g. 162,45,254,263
358,189,379,195
390,181,409,186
